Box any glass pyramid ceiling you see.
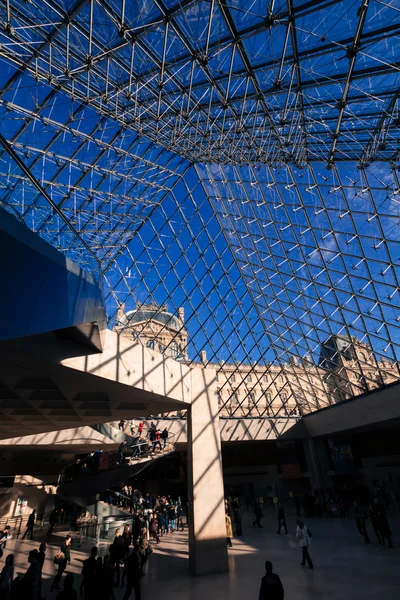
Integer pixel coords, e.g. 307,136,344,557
0,0,399,418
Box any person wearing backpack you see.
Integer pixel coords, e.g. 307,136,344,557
295,519,313,569
258,560,284,600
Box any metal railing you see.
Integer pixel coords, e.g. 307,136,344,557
58,434,176,485
0,511,56,541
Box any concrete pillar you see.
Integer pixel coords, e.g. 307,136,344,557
187,367,228,576
304,438,332,489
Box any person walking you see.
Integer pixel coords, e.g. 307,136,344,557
160,428,169,449
176,504,184,532
258,560,284,600
56,573,77,600
22,510,36,540
47,508,58,537
37,542,46,570
276,503,288,535
50,535,71,592
226,512,233,548
352,502,370,544
80,546,97,600
374,500,393,547
123,525,132,554
149,516,160,544
122,547,141,600
152,430,162,453
368,502,382,543
138,529,149,575
101,555,115,598
233,499,243,536
118,420,125,432
20,549,42,599
0,554,14,600
168,505,176,532
253,499,263,528
117,441,127,465
295,519,313,569
0,526,11,557
294,494,301,517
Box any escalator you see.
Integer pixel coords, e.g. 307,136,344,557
57,436,175,506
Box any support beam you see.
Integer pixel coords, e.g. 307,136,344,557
304,438,332,489
187,367,228,576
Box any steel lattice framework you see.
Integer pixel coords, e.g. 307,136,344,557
1,0,400,419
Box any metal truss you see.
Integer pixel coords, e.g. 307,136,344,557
0,0,400,419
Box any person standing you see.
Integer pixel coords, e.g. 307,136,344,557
258,560,284,600
352,502,370,544
113,529,126,587
226,512,233,548
0,554,14,600
22,510,36,540
50,535,71,592
295,519,313,569
47,508,58,537
122,547,141,600
138,422,144,436
276,503,288,535
118,420,125,432
253,499,263,528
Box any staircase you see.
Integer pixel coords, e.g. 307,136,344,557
91,421,137,445
57,438,175,506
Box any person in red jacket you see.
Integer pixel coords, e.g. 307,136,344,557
152,430,162,452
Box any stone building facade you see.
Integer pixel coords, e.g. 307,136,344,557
115,305,399,417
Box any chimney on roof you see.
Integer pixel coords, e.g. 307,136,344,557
117,302,125,324
200,350,207,365
178,307,185,323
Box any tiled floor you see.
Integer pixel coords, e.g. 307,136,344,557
3,507,400,599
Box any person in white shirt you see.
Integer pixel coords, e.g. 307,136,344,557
295,519,313,569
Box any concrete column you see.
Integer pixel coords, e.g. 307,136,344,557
304,438,332,489
187,367,228,576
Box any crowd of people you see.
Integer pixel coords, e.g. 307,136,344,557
63,423,172,484
118,423,170,464
0,542,48,600
0,489,184,600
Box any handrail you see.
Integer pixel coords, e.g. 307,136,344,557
0,510,57,540
58,435,176,486
58,450,102,485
